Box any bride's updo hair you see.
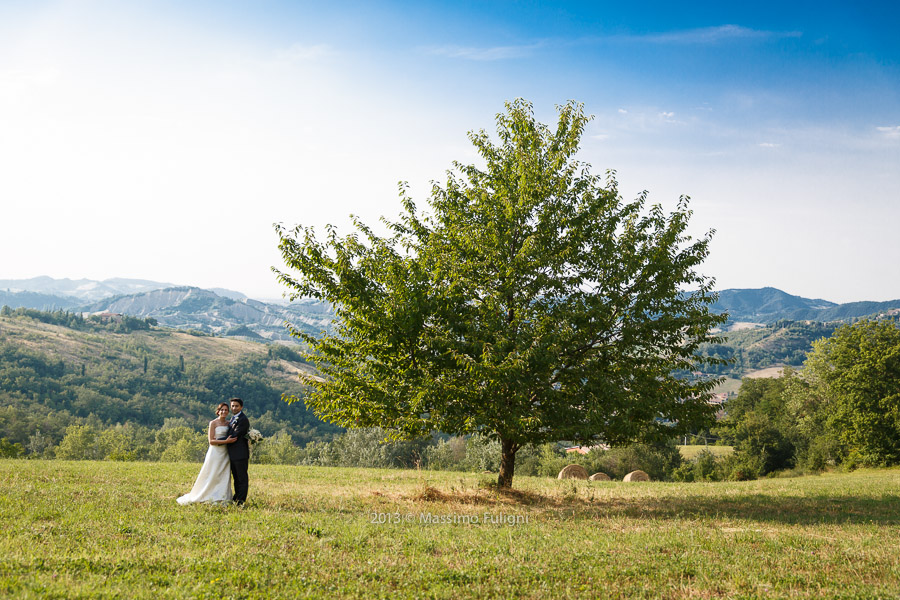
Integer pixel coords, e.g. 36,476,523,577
215,402,229,414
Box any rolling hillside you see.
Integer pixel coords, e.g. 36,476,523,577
1,277,333,342
0,310,339,450
79,286,333,341
710,287,900,324
697,320,870,379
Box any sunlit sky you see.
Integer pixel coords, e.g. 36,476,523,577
2,1,898,302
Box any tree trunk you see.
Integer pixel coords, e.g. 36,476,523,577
497,437,518,488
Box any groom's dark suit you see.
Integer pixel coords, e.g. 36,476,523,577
227,411,250,504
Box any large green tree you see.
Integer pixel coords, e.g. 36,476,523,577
276,99,726,487
805,319,900,465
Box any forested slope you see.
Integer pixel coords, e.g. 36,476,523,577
0,309,339,450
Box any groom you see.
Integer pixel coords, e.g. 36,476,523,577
224,397,250,504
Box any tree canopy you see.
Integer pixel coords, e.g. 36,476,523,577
806,319,900,465
276,99,726,487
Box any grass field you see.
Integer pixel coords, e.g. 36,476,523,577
2,460,899,599
677,445,734,460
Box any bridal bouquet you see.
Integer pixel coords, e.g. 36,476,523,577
247,428,263,446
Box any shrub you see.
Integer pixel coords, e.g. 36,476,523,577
0,437,24,458
55,425,103,460
253,430,302,465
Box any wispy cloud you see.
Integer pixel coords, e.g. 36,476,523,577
424,43,542,61
2,68,61,86
876,125,900,139
624,25,801,45
759,142,782,148
424,25,795,62
233,43,333,75
274,43,331,63
0,68,61,102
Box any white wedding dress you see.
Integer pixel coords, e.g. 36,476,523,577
177,425,233,505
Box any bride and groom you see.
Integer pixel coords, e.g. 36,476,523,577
177,398,250,505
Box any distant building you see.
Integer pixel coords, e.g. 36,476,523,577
708,393,728,406
564,444,609,455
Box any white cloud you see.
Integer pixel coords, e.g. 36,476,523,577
876,125,900,139
618,108,628,114
758,142,781,148
424,43,541,61
0,68,61,102
274,43,331,63
658,111,676,122
635,25,802,45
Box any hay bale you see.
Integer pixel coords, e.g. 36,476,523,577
588,472,611,481
557,464,589,480
623,470,650,482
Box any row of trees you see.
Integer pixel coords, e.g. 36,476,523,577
1,418,323,464
715,320,900,478
7,420,688,481
0,306,158,333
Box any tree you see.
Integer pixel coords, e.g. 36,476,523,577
56,425,102,460
276,99,725,487
0,437,24,458
805,320,900,466
254,430,302,465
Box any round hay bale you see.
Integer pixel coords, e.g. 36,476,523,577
623,470,650,482
557,464,589,480
588,472,611,481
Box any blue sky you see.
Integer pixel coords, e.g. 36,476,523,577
1,1,898,302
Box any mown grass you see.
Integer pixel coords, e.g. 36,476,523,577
0,316,269,366
677,445,734,460
1,460,899,599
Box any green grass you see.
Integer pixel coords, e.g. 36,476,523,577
2,460,899,599
678,445,734,460
712,376,742,395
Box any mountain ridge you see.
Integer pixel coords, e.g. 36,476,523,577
710,287,900,324
3,277,899,342
77,286,331,342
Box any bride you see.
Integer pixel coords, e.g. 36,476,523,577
177,402,234,505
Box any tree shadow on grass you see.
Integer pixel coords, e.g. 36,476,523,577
266,476,900,527
411,485,900,526
591,492,900,526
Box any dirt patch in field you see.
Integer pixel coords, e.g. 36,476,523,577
265,359,324,383
744,366,786,379
728,322,764,331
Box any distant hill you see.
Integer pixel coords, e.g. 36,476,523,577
710,287,900,324
699,320,842,378
78,286,332,342
4,277,898,348
0,276,176,302
0,290,81,311
711,287,836,323
0,277,333,343
0,310,340,450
